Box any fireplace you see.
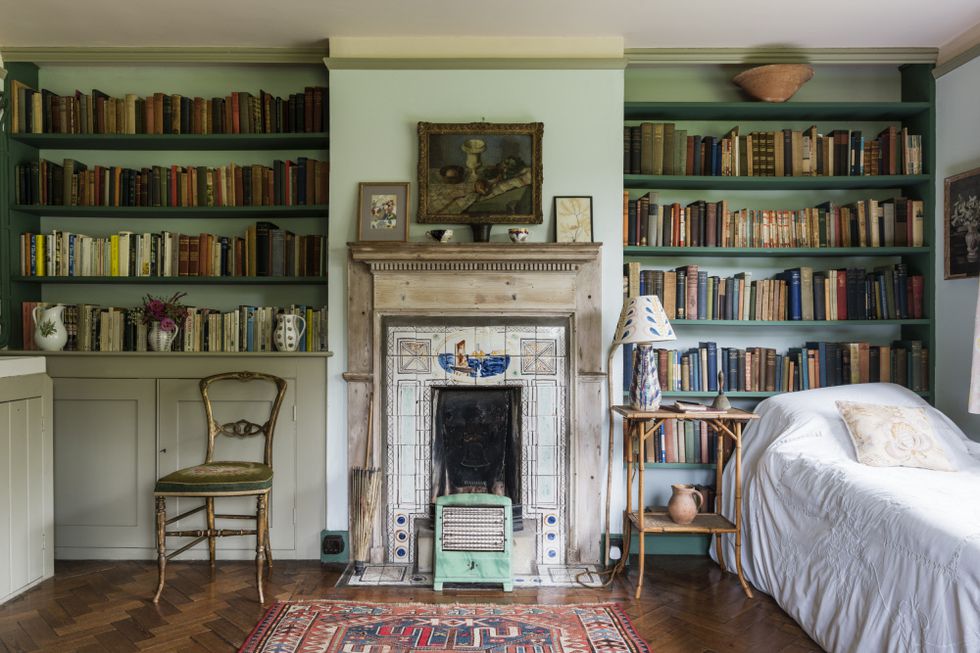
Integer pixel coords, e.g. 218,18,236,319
345,243,604,566
431,387,523,528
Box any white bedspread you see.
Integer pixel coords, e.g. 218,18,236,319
712,383,980,653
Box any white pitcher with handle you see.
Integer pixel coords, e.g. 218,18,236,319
274,313,306,352
32,304,68,351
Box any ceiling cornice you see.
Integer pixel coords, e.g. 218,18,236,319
626,47,938,66
324,57,627,71
0,47,328,64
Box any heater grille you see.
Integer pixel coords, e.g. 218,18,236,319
440,506,507,551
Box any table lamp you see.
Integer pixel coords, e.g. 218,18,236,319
612,294,676,411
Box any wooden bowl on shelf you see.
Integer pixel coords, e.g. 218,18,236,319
732,64,814,103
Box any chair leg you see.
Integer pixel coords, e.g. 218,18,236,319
206,497,216,568
153,496,167,603
255,494,267,603
264,517,273,571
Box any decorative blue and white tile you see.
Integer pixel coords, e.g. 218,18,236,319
474,325,507,356
396,381,419,416
385,326,415,356
396,414,417,446
532,382,559,416
505,326,536,356
536,414,558,448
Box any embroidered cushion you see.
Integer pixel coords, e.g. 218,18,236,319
155,461,273,494
835,400,955,471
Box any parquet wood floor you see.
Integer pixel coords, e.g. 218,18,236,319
0,556,822,652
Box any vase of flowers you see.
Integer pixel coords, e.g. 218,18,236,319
138,292,188,352
951,193,980,263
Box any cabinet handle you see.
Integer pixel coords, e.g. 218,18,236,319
159,448,167,454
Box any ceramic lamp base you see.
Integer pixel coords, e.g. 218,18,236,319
629,343,662,411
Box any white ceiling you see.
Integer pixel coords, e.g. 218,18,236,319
0,0,978,50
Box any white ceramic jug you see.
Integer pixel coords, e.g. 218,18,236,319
274,313,306,352
32,304,68,351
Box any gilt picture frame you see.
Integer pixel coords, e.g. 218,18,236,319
945,166,980,279
554,196,594,243
358,182,410,242
417,121,543,225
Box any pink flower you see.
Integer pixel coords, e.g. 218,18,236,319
160,317,177,332
147,299,165,317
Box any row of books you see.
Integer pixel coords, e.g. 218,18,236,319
623,193,926,248
21,302,328,352
648,340,929,394
8,83,328,135
18,223,325,278
644,421,723,465
14,159,329,208
624,263,925,321
624,123,923,176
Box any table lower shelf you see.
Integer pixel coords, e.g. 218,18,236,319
627,510,736,534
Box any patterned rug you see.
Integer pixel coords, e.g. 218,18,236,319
239,600,650,653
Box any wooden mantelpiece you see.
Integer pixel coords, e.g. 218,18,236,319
346,241,604,564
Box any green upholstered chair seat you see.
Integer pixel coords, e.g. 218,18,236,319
155,461,273,494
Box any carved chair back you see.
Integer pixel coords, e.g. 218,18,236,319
199,371,288,466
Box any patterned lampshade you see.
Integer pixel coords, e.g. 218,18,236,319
613,295,676,345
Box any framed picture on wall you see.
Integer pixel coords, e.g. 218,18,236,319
554,196,593,243
417,121,543,225
945,166,980,279
358,182,410,242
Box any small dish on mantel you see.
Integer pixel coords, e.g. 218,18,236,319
732,64,814,103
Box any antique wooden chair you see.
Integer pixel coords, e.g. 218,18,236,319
152,371,287,604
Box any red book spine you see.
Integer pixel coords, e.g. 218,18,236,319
911,275,924,319
231,93,241,134
836,270,847,320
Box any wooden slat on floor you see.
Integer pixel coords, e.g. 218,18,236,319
0,557,822,652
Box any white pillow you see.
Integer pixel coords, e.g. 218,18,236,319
836,400,956,471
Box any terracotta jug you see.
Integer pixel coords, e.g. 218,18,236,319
667,484,703,525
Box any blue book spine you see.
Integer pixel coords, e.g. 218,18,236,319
785,268,802,320
68,234,76,276
701,341,718,392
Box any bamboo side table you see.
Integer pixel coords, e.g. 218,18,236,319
612,405,759,599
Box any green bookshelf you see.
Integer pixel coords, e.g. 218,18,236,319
624,101,932,121
624,174,931,191
669,319,931,327
0,61,330,351
624,246,930,258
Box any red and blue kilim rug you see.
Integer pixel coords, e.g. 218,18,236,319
239,600,650,653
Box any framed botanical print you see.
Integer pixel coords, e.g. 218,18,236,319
945,166,980,279
358,182,410,242
554,196,593,243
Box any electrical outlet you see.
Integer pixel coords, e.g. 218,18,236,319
320,530,349,563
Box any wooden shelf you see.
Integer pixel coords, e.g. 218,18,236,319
11,205,328,218
633,462,716,470
624,174,931,191
624,101,931,122
627,510,737,534
13,276,325,285
670,319,930,326
8,132,329,150
624,246,930,258
3,350,334,357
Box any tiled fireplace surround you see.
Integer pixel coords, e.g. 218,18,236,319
346,243,603,569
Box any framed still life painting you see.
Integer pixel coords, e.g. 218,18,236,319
945,166,980,279
554,196,594,243
358,182,410,242
416,121,543,225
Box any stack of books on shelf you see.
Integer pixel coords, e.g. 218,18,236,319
623,193,925,248
623,123,922,177
652,340,928,394
623,263,924,321
7,84,329,134
15,159,329,207
18,223,325,278
643,420,722,464
20,302,328,353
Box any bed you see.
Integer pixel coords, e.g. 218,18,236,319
712,383,980,653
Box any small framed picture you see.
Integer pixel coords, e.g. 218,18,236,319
554,196,593,243
945,166,980,279
358,182,410,242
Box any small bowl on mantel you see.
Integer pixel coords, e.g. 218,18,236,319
732,63,814,103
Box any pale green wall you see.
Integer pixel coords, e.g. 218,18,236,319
326,67,625,531
935,57,980,440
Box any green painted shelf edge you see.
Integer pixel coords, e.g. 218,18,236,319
624,101,932,121
670,319,930,326
12,276,326,285
10,205,328,218
624,246,930,257
3,349,334,357
629,462,716,470
8,132,329,150
624,174,931,190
